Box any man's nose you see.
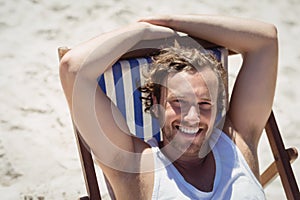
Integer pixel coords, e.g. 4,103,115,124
183,105,200,125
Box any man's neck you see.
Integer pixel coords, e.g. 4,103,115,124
174,153,208,169
158,140,212,164
175,151,216,192
158,142,216,192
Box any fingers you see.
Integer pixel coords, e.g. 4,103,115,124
138,15,173,27
138,21,177,40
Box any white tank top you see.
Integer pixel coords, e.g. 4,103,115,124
147,129,265,200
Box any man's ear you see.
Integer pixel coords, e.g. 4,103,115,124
151,94,159,118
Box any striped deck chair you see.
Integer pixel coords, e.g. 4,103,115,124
58,37,299,200
98,56,160,142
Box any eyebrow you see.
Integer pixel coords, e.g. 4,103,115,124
167,93,212,101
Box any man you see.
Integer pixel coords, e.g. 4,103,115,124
59,15,278,199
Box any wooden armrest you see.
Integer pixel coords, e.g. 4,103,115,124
79,197,90,200
58,46,70,60
261,147,298,187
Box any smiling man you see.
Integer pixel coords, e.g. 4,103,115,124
142,46,224,159
59,15,278,199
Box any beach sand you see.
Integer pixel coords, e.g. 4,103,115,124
0,0,299,199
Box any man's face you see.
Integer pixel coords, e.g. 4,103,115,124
159,68,218,157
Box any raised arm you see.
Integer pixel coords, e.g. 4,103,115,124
59,22,176,172
140,15,278,158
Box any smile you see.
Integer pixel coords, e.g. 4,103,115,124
176,126,201,135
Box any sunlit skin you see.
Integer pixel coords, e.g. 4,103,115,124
60,15,278,199
157,68,219,162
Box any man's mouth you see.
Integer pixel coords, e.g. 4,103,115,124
175,125,202,135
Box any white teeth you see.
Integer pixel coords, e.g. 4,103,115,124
178,126,199,135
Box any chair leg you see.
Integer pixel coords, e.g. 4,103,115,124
79,197,90,200
74,125,102,200
261,148,298,187
264,111,300,200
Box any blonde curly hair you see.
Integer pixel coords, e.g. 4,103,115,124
140,46,227,117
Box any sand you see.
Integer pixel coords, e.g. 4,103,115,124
0,0,299,199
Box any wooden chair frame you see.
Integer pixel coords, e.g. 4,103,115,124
58,37,299,200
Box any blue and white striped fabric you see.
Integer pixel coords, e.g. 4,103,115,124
97,47,228,142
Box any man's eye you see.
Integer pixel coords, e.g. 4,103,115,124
171,99,186,107
175,99,184,103
199,102,212,110
173,99,183,104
